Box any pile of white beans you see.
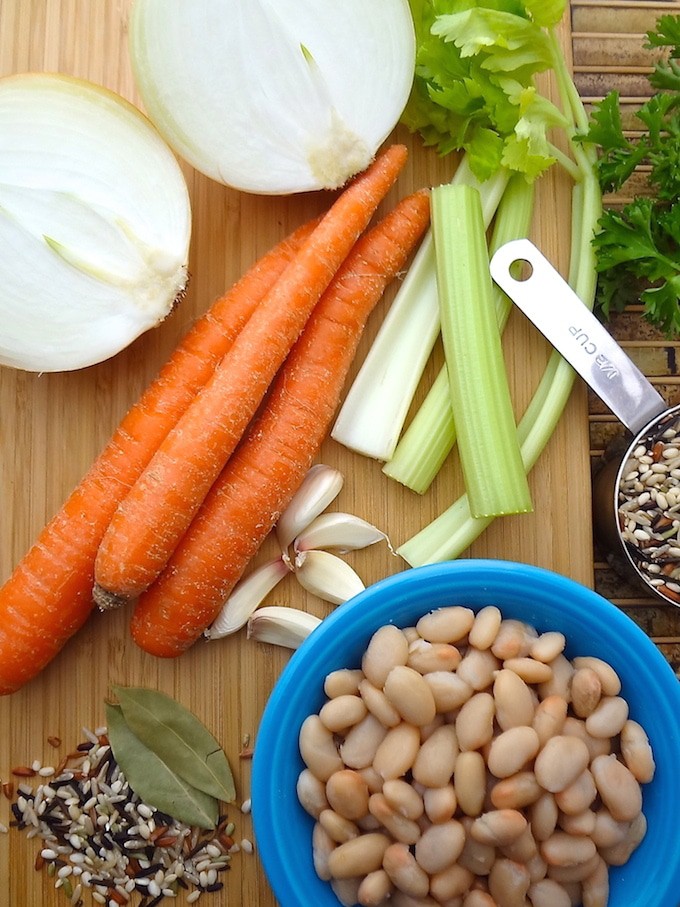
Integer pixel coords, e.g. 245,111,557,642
296,606,655,907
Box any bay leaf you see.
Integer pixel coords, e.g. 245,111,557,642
112,685,236,803
105,702,218,829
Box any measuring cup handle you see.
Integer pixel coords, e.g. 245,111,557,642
489,239,667,436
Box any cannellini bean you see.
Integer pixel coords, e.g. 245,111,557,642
598,811,647,866
312,821,335,881
412,724,459,788
368,792,421,845
357,869,393,906
415,606,475,644
591,808,632,849
391,893,440,907
571,656,621,696
591,754,642,822
532,695,568,747
373,722,421,780
527,877,572,907
299,715,343,781
525,850,548,883
383,842,430,898
297,768,330,818
340,713,388,769
326,769,370,821
502,657,553,685
487,726,540,779
554,769,597,815
561,717,611,760
530,792,559,842
424,671,473,712
325,668,364,698
490,619,534,660
456,647,500,691
491,772,542,810
430,863,475,901
500,825,539,864
540,831,597,867
463,892,497,907
455,751,487,817
331,877,362,906
358,765,384,794
407,638,462,674
327,832,391,879
458,817,496,876
557,809,596,837
455,692,496,751
488,857,531,907
546,853,601,884
423,784,458,824
382,778,424,821
620,719,656,783
471,810,528,847
384,665,437,726
359,678,402,728
419,713,445,742
319,694,368,733
569,667,602,718
414,820,466,874
530,631,566,664
584,695,628,738
581,856,609,907
468,605,503,650
362,625,410,688
493,669,536,730
537,654,573,701
319,808,360,843
533,735,590,793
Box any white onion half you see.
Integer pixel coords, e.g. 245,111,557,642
0,73,191,372
129,0,416,194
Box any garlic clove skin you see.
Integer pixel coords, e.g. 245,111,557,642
247,606,322,649
294,512,394,555
294,549,365,605
0,73,191,372
276,464,344,557
205,557,290,640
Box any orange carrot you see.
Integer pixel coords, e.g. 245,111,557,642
93,144,409,608
130,188,431,657
0,218,316,695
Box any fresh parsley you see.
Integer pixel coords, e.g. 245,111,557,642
578,15,680,336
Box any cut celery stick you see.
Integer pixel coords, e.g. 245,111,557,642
330,158,509,461
432,182,532,519
383,174,535,493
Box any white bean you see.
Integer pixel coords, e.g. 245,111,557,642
429,863,475,902
423,671,473,712
382,842,430,898
584,695,629,739
415,606,475,644
456,647,500,691
312,821,335,881
359,678,402,728
533,735,590,793
324,668,364,698
488,856,531,907
299,715,343,781
414,820,466,874
468,605,503,650
591,754,642,823
384,665,437,726
532,695,568,747
530,631,566,664
570,667,602,718
620,719,656,783
581,856,609,907
373,722,421,780
326,769,370,821
340,713,388,770
493,668,536,730
454,751,487,818
470,810,528,847
297,768,329,818
319,694,368,733
368,792,421,845
455,692,495,752
503,656,553,685
528,877,572,907
423,784,458,824
554,769,597,816
382,779,424,821
412,724,459,789
571,656,621,696
487,726,540,779
327,832,391,879
540,831,597,867
490,619,534,660
357,869,393,907
407,638,461,674
362,625,410,688
491,772,542,810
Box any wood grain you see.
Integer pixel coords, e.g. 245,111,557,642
0,3,590,904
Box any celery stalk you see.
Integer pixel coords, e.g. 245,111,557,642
432,183,532,518
330,159,510,461
383,174,535,493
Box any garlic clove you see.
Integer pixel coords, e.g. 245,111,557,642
276,464,344,556
247,606,322,649
205,557,290,640
294,511,394,555
294,549,365,605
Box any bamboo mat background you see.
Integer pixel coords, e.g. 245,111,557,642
573,0,680,674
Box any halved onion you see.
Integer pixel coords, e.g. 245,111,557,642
0,73,191,372
129,0,416,194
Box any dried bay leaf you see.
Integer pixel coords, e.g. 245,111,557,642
105,702,218,829
112,685,236,803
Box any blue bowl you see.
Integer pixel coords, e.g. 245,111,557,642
252,559,680,907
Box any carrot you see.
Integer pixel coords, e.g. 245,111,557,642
130,188,431,657
93,144,409,609
0,217,317,695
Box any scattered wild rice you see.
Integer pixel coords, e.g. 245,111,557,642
9,728,241,905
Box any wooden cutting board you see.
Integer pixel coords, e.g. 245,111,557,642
0,3,589,904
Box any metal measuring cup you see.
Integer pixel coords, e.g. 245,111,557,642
489,238,680,607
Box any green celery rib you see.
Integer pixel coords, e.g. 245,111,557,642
383,174,535,494
330,158,510,462
432,182,533,519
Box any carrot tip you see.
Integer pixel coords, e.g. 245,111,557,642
92,584,129,611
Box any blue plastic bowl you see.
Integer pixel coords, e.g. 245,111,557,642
252,559,680,907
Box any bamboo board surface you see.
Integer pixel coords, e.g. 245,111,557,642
0,2,595,904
